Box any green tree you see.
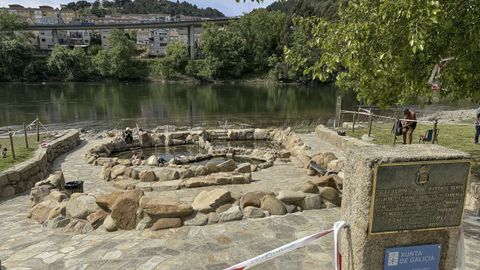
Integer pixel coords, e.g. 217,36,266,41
93,29,144,79
0,11,35,81
284,0,480,106
47,45,91,81
200,23,248,79
153,41,189,79
233,9,288,73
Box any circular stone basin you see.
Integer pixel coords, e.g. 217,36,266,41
192,156,264,166
110,145,207,160
212,140,283,151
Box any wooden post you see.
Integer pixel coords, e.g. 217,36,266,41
36,117,40,142
432,119,438,144
352,112,357,133
392,119,398,146
368,113,373,137
23,123,29,149
9,131,15,160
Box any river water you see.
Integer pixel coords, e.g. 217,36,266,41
0,82,358,130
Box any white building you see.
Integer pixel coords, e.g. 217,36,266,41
148,29,169,56
67,30,92,46
100,29,111,48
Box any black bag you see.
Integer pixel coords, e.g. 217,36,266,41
393,120,403,136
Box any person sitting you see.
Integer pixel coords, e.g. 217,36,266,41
402,108,417,144
123,127,133,144
2,147,7,159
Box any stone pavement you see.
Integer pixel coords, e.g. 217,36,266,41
0,135,479,269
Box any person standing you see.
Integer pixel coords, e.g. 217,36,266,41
402,108,417,144
475,108,480,144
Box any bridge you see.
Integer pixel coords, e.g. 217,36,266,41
25,18,236,58
24,18,234,31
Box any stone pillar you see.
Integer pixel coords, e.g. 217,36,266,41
187,25,195,59
342,145,471,270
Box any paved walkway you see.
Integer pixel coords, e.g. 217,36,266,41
0,135,479,269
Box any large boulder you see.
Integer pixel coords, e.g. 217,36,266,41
96,191,124,212
30,186,51,207
139,170,158,182
300,194,324,210
101,165,112,181
192,189,232,213
254,129,268,140
319,187,341,206
151,218,182,231
87,210,108,229
139,196,193,218
34,171,65,190
243,206,266,219
327,159,344,172
240,191,269,209
111,190,144,230
156,169,180,181
235,163,251,174
313,175,338,189
322,152,337,168
218,205,243,222
183,212,208,226
111,165,127,179
146,155,159,166
30,200,57,224
205,162,219,174
66,194,101,219
103,215,117,232
300,181,319,194
276,190,306,204
217,159,236,172
260,195,287,216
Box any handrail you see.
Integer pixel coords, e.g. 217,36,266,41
340,110,439,145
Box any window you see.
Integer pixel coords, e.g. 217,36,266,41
41,39,45,42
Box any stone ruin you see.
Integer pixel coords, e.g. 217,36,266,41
27,127,346,233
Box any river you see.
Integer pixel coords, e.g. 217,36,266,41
0,82,358,130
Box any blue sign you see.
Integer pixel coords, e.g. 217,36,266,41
384,244,441,270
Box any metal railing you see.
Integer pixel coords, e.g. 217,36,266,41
0,117,48,160
340,109,439,145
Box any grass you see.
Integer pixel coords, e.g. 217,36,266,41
346,122,480,177
0,134,50,172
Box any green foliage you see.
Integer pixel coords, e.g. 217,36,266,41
47,46,91,81
233,9,288,73
198,10,288,79
200,23,248,79
0,11,35,81
92,29,145,79
285,0,480,106
267,0,338,20
63,0,224,18
153,42,189,79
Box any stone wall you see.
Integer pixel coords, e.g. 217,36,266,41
315,125,373,151
0,129,80,200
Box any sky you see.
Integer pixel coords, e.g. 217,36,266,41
0,0,277,16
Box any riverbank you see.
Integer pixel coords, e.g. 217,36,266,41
419,109,476,124
347,123,480,177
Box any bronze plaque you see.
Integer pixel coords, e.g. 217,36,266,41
369,160,470,234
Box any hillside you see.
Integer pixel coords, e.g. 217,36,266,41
63,0,225,18
267,0,338,20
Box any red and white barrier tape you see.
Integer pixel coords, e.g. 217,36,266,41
225,221,348,270
334,221,348,270
456,226,465,270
